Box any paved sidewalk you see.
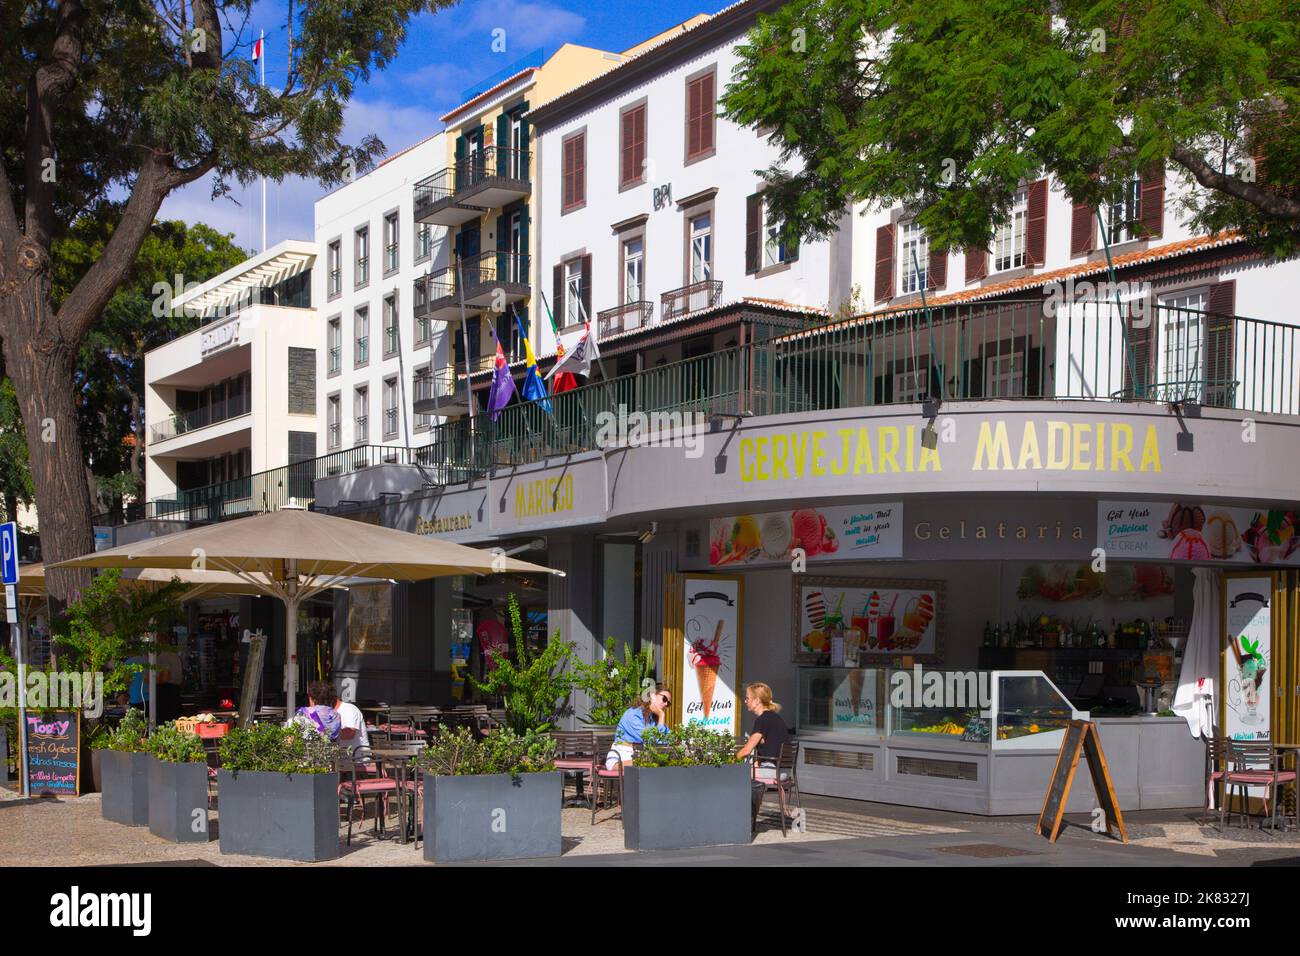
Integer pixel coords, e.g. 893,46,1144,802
2,787,1297,866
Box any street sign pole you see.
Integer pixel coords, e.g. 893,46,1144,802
1,522,27,797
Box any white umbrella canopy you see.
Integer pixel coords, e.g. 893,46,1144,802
1173,567,1220,740
54,507,563,712
16,562,278,600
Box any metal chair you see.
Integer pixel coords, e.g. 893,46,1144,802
1204,736,1230,824
1223,742,1298,831
337,746,401,845
551,730,596,807
590,733,621,825
753,740,802,837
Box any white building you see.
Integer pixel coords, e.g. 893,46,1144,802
528,0,850,369
850,169,1300,412
142,240,318,518
313,133,454,455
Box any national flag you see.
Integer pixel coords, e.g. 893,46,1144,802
252,36,264,62
546,321,598,384
549,338,578,394
486,326,516,422
515,312,552,414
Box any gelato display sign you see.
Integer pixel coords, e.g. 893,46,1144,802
832,670,879,728
708,503,903,568
1224,576,1271,742
1097,501,1300,566
679,575,742,735
794,575,944,664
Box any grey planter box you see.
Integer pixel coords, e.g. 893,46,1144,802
423,771,562,863
217,769,340,862
98,750,151,826
623,763,752,851
148,757,211,843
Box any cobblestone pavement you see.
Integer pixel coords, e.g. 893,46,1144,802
2,788,1297,866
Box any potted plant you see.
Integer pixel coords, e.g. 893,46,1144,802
216,722,340,862
622,723,751,851
573,636,656,731
145,725,210,843
470,595,576,734
96,708,152,826
415,725,561,863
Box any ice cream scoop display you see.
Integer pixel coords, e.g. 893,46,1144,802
795,577,944,661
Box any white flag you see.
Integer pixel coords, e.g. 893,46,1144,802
546,322,599,380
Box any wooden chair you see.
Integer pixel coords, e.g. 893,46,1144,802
1223,742,1298,832
753,741,802,837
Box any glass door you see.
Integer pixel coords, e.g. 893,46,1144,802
1158,290,1207,403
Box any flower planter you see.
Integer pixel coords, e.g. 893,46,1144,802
622,763,752,851
217,769,340,862
148,757,211,843
423,771,562,863
98,750,151,826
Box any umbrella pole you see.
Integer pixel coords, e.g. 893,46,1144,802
284,565,300,716
147,632,157,731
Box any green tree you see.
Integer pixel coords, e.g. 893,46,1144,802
720,0,1300,257
0,0,453,609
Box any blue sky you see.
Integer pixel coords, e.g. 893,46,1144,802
159,0,716,253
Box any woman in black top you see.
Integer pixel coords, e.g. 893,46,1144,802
737,681,789,779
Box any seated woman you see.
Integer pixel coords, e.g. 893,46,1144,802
606,685,672,770
289,681,343,742
737,682,789,781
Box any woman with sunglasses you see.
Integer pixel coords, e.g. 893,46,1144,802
606,684,672,770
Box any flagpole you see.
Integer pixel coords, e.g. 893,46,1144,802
538,287,610,382
455,254,478,477
259,29,266,253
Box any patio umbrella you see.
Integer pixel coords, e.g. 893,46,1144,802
1173,567,1220,740
54,506,563,713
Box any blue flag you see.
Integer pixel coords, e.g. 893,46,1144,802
515,311,551,414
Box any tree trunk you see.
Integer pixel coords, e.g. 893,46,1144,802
0,272,94,613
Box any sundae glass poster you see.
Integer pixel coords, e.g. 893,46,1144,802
796,579,939,660
1098,501,1300,566
708,503,903,567
1224,577,1271,742
681,576,741,735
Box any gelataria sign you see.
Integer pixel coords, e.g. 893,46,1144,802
736,419,1162,482
200,319,240,356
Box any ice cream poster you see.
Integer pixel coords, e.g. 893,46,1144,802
832,671,879,728
795,576,943,662
1098,501,1300,566
680,575,742,735
708,504,903,568
1224,576,1271,743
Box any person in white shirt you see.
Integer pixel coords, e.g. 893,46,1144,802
305,680,369,752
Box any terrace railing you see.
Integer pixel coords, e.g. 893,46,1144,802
150,393,250,443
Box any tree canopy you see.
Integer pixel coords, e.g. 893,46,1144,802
720,0,1300,256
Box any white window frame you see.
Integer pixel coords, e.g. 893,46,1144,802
690,213,712,282
383,212,399,273
894,364,929,403
761,199,791,268
354,226,370,288
1158,289,1208,402
898,221,929,294
353,386,369,445
382,377,399,438
326,395,341,449
327,318,342,374
1101,173,1143,246
985,350,1026,398
992,190,1027,272
354,306,369,366
623,237,644,304
565,258,584,326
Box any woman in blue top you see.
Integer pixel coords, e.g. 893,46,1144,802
606,684,671,769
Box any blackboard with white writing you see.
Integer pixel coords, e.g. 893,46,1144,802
24,711,80,797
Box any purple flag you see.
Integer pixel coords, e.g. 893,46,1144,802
486,325,516,421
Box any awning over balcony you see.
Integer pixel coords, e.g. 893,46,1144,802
175,240,316,316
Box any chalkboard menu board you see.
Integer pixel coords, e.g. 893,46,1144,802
24,711,80,797
1037,719,1126,843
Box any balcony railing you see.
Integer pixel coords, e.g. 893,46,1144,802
327,422,340,449
464,249,530,289
354,416,368,444
328,269,341,297
661,279,723,323
356,337,369,364
150,393,250,443
385,326,399,355
328,346,341,374
413,148,532,225
101,300,1293,528
598,300,655,338
384,408,399,437
385,242,399,273
355,257,369,286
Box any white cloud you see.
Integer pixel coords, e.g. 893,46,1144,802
449,0,587,49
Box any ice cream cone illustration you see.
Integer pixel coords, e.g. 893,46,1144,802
690,620,725,719
848,669,865,716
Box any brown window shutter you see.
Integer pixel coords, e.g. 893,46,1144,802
1124,304,1154,398
562,139,573,207
1026,179,1048,265
700,72,715,154
1070,201,1094,256
574,134,586,206
687,79,702,157
634,107,646,182
745,194,761,274
928,248,947,290
874,223,895,303
964,246,987,283
1139,166,1164,238
580,254,592,323
620,111,634,186
553,264,563,322
1206,281,1236,405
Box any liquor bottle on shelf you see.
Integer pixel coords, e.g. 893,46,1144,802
1108,618,1118,649
983,622,993,647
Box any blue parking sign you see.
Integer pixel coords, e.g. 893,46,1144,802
0,521,18,586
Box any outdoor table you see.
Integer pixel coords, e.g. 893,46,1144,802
369,748,419,845
1266,744,1300,832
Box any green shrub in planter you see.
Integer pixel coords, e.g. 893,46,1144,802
623,724,750,851
97,709,152,826
145,726,210,843
415,726,562,863
216,723,341,862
